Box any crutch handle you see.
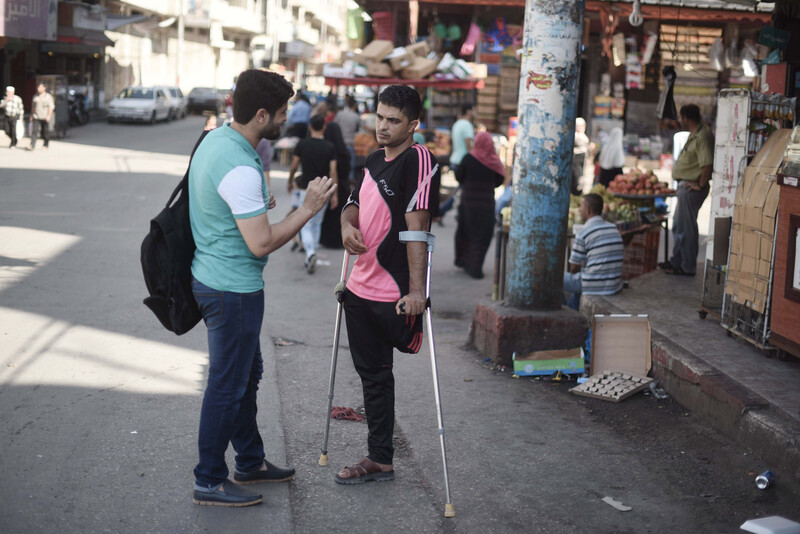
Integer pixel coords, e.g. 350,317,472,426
399,230,435,250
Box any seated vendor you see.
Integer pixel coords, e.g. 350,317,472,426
563,194,624,310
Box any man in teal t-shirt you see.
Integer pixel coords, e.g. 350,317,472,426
449,104,475,170
188,69,336,508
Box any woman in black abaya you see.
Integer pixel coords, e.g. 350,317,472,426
319,121,351,249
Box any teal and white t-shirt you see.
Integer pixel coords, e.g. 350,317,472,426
189,124,269,293
449,118,475,167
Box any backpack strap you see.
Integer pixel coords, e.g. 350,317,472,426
166,129,212,207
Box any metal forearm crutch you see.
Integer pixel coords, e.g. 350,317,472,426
399,230,455,518
319,251,350,467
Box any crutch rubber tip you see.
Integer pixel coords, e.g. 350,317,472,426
319,454,329,466
444,504,455,518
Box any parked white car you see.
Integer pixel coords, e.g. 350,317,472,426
158,85,187,120
107,86,171,124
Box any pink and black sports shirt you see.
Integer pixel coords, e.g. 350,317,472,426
345,144,440,302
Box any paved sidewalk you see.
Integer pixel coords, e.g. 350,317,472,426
581,267,800,484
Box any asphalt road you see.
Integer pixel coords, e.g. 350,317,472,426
1,117,798,533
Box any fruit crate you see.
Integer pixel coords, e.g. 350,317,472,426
621,226,660,280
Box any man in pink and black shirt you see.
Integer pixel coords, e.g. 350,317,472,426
336,85,440,485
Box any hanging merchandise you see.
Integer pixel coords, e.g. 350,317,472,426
434,21,448,39
655,66,678,121
625,37,642,90
709,38,724,71
460,22,481,56
725,40,738,69
642,32,658,65
741,40,759,77
447,24,462,41
346,8,364,43
612,33,626,67
484,17,518,52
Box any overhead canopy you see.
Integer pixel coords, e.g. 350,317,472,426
56,26,115,47
325,76,485,90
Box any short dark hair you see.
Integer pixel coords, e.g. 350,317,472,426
583,193,603,216
309,114,326,132
680,104,701,124
233,69,294,124
461,103,473,116
378,85,421,121
346,95,357,109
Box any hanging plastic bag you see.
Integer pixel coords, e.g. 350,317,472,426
656,66,678,121
741,40,759,77
709,38,724,71
460,22,481,57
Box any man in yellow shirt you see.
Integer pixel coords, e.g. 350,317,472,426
660,104,713,276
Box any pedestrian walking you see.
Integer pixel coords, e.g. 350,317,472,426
188,69,336,507
438,104,475,222
288,113,338,273
335,95,361,183
320,120,351,249
597,127,625,187
659,104,713,276
352,113,379,189
285,91,311,138
29,84,55,150
336,85,440,484
571,117,591,195
453,131,505,279
1,86,24,149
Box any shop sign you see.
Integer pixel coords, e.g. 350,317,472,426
1,0,57,41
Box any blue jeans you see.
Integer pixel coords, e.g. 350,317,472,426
192,278,266,488
297,190,326,258
563,271,582,311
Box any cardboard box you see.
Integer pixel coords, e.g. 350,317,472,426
406,41,430,57
361,40,394,62
590,315,652,377
467,62,488,79
322,64,353,78
512,348,585,376
712,217,732,266
386,47,414,71
401,57,438,79
367,61,393,78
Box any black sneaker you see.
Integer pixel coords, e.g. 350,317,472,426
233,460,296,485
192,480,263,507
305,253,317,274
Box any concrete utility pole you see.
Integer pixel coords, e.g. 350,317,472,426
505,0,585,309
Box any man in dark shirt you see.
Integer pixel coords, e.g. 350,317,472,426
288,114,338,273
335,85,440,484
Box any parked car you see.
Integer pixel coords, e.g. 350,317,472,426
107,86,171,124
158,85,187,120
187,87,224,115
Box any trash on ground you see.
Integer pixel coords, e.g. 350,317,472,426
463,378,473,382
570,370,653,402
755,470,776,490
601,496,632,512
512,347,585,377
330,407,364,422
649,381,668,399
740,515,800,534
590,315,651,377
273,338,297,347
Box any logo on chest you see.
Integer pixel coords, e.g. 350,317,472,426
379,179,395,196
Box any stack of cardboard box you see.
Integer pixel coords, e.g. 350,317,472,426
476,77,499,131
355,40,438,80
726,129,792,314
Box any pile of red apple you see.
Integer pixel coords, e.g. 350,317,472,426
608,172,675,196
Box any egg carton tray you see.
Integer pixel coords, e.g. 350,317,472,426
570,371,653,403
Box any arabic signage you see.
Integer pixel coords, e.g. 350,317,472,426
1,0,58,41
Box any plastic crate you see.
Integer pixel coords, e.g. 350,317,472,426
621,227,660,280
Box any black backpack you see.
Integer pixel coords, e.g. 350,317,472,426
141,131,209,335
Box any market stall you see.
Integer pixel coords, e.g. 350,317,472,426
771,127,800,358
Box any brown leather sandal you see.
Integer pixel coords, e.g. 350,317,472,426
334,457,395,485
